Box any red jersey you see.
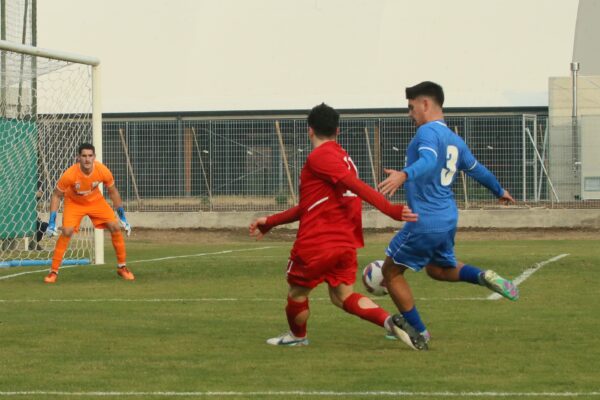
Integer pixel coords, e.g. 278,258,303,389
293,141,363,251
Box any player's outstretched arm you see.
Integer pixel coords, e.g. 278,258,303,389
340,174,417,222
464,162,511,203
249,205,302,240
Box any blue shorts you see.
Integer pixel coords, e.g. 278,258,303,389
385,228,457,272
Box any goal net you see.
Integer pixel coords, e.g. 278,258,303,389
0,41,100,268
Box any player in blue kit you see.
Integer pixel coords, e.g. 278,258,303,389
378,81,519,351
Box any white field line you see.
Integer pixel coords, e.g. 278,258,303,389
0,296,493,303
0,247,276,282
487,253,570,300
0,390,599,397
128,246,277,264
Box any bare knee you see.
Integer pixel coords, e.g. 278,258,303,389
425,263,462,282
382,258,406,281
425,266,445,280
106,221,120,233
61,227,74,238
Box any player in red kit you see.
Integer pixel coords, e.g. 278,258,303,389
249,103,418,346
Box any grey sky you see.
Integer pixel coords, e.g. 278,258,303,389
38,0,578,112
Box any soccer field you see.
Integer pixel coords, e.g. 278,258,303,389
0,230,599,400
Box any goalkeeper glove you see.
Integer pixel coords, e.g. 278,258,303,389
117,207,131,236
46,211,58,237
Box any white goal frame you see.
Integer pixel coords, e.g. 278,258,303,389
0,39,104,265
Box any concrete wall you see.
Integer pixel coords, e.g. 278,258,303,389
127,209,600,230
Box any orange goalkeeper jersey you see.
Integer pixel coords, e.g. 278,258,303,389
57,161,115,205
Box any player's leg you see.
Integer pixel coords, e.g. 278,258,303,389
89,200,134,280
266,283,312,346
429,260,518,300
426,260,486,284
267,250,318,346
326,248,393,331
425,229,518,300
44,226,75,283
424,228,482,284
382,230,432,350
44,204,83,283
330,284,394,330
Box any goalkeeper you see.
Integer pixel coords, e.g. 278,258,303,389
43,143,134,283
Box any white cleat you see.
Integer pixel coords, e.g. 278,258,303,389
266,332,309,346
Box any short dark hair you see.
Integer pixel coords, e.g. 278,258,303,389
405,81,444,106
78,143,95,154
307,103,339,137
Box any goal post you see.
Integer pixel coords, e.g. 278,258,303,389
0,39,104,267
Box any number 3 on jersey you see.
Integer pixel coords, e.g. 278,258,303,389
441,145,458,186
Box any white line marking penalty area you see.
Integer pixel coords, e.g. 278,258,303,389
0,246,276,282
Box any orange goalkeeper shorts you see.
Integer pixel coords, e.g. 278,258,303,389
62,198,117,231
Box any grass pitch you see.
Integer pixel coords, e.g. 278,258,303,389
0,230,599,400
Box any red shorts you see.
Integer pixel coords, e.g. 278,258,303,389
286,246,357,289
63,198,117,231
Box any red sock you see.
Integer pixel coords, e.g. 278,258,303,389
286,296,309,338
343,293,389,327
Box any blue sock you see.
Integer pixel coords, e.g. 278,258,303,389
401,306,427,334
459,264,484,285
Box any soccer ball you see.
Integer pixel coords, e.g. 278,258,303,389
362,260,388,296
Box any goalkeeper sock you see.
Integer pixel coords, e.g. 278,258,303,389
342,293,389,327
111,231,127,265
459,264,484,285
401,306,427,334
286,296,309,338
51,235,71,273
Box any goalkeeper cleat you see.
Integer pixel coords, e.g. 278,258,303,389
44,271,58,284
117,266,135,281
391,314,430,351
482,270,519,301
266,332,309,346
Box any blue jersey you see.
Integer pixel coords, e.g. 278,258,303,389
401,120,504,233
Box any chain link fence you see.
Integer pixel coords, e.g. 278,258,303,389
99,112,599,212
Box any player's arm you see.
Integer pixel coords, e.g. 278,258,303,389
464,163,515,205
378,149,437,196
107,185,131,235
249,205,301,240
458,142,515,205
46,188,64,236
339,174,418,222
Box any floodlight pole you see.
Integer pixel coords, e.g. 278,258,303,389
571,62,580,179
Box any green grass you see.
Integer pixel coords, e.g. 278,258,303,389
0,233,599,400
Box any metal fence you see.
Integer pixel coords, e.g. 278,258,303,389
100,112,600,212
